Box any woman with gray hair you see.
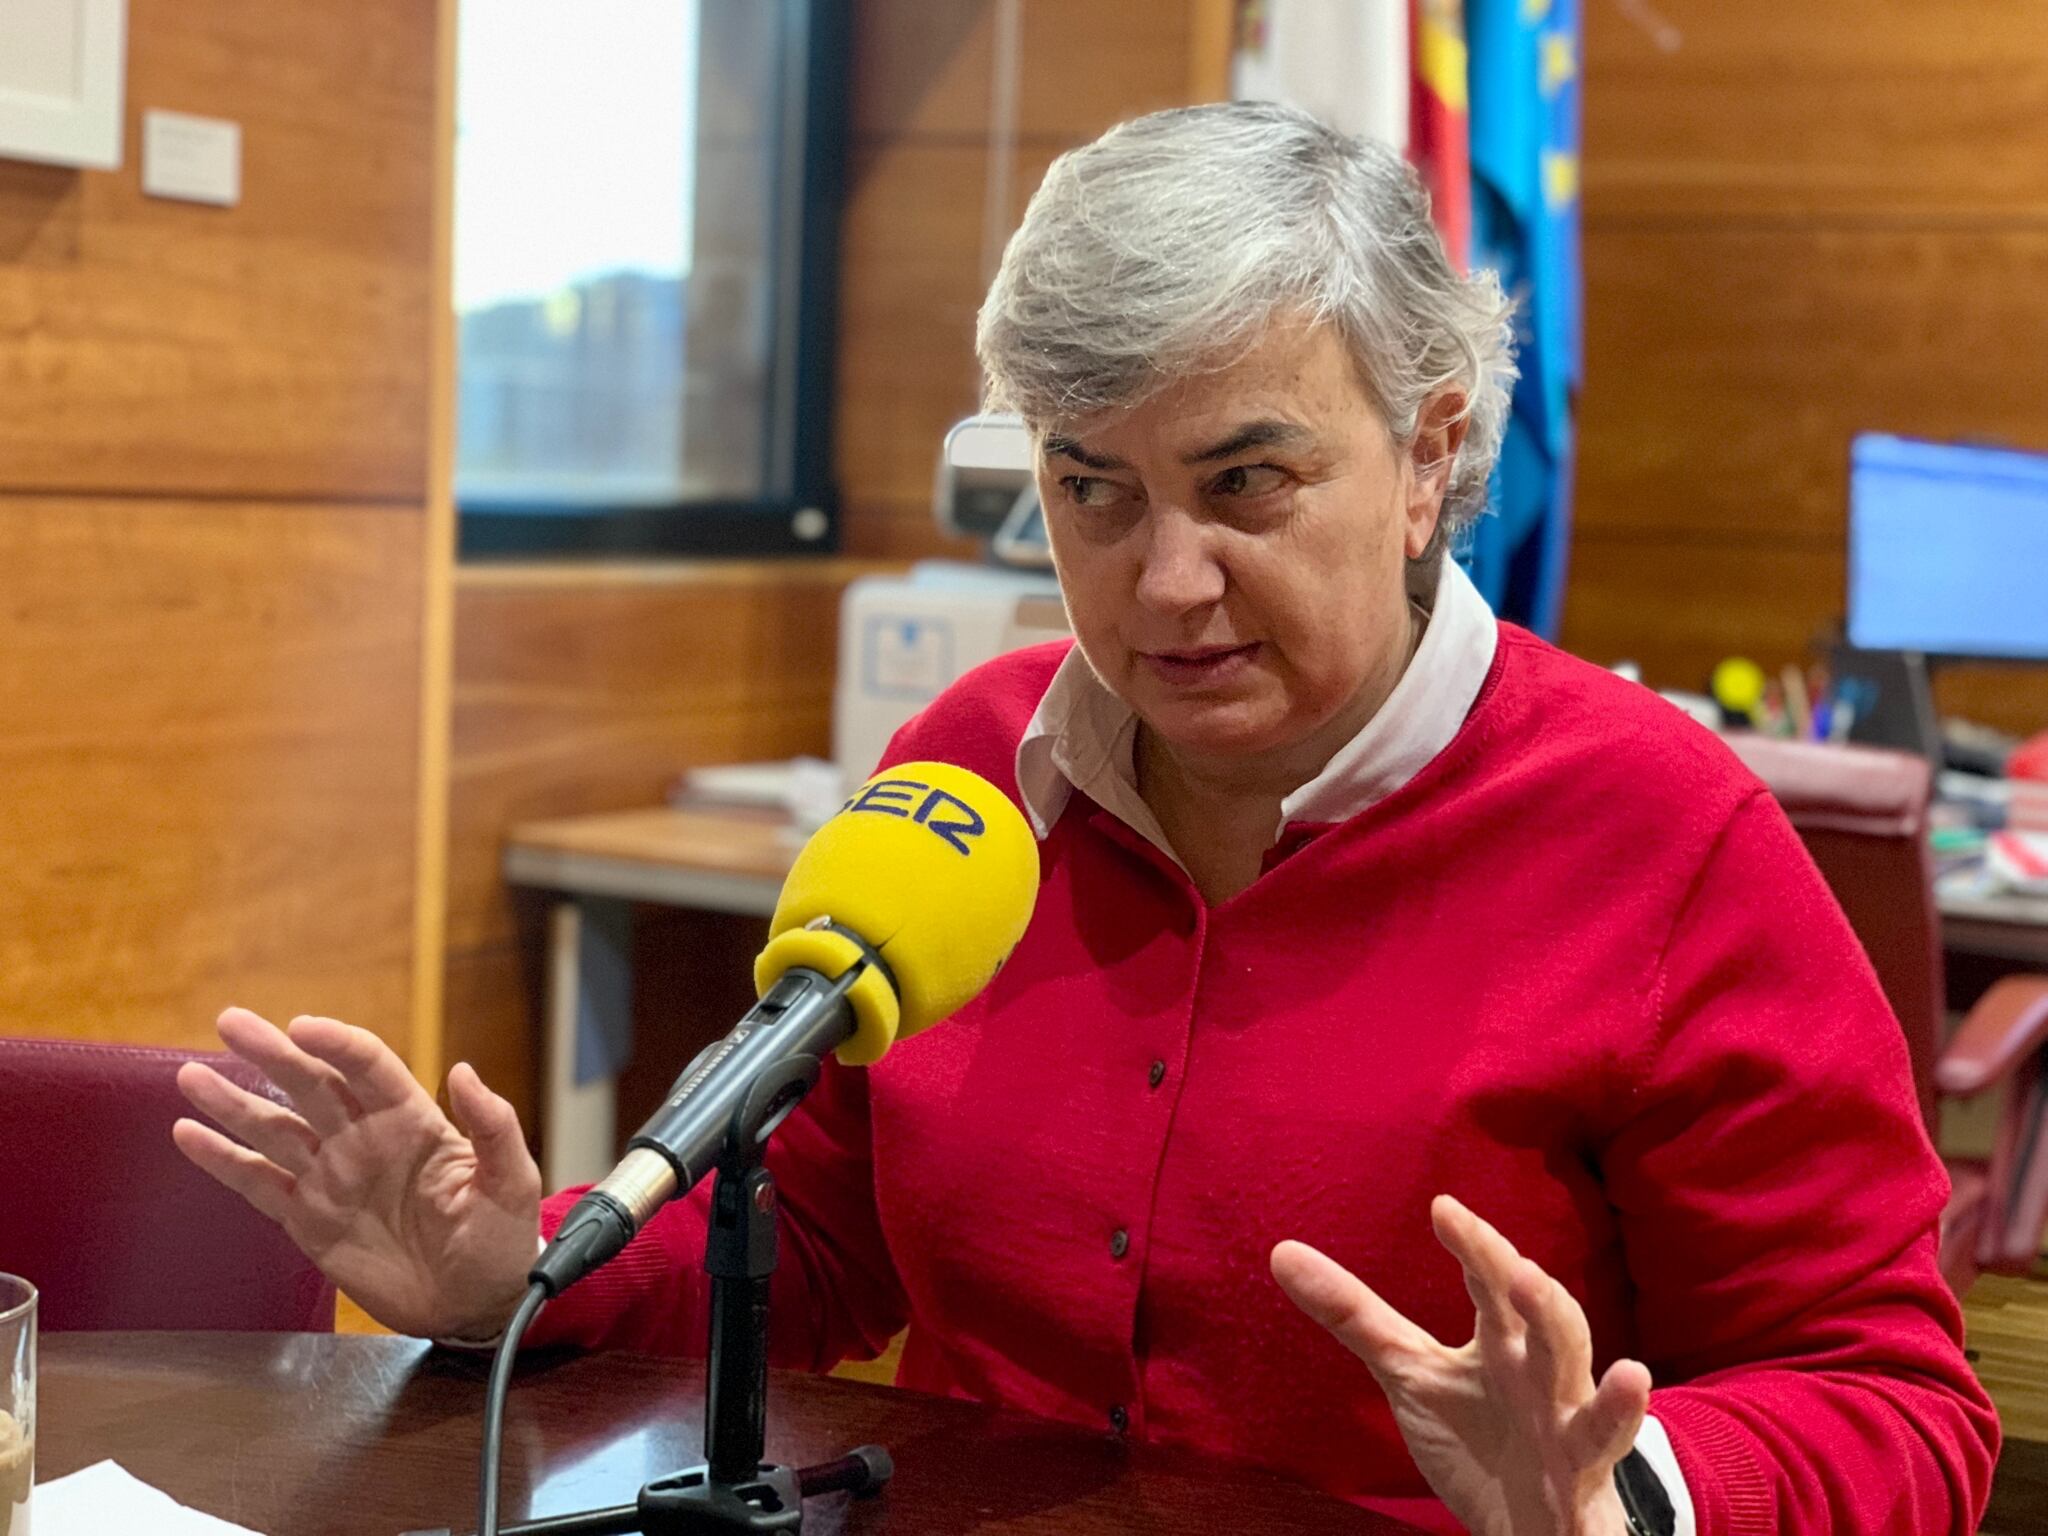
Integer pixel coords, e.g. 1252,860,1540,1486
175,104,1995,1536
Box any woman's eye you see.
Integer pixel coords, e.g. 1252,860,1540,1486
1210,464,1288,498
1062,476,1127,508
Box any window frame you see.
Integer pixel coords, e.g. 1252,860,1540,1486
456,0,850,562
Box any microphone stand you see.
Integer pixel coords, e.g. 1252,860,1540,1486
479,1067,893,1536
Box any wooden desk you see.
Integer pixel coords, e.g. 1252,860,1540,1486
505,807,799,1187
506,805,2048,1186
1940,889,2048,969
40,1332,1420,1535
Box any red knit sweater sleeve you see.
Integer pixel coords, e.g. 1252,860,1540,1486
1602,789,1999,1534
522,1058,907,1369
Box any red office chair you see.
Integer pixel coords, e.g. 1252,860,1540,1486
0,1036,335,1331
1724,735,2048,1294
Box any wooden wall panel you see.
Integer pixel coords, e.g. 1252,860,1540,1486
852,0,1195,145
1568,0,2048,733
1564,540,1843,693
1584,0,2048,218
836,1,1210,562
0,498,424,1051
836,141,1060,557
440,564,871,1121
0,0,435,503
1566,540,2048,739
1577,225,2048,542
0,0,443,1067
1935,669,2048,744
442,938,543,1132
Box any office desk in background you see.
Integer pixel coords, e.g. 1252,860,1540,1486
506,807,794,1189
1939,887,2048,969
41,1332,1424,1535
505,804,2048,1190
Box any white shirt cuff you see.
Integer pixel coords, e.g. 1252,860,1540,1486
1634,1415,1698,1536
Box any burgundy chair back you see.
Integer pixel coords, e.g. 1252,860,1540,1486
0,1036,335,1332
1721,736,1945,1130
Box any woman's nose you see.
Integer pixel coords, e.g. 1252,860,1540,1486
1133,510,1226,614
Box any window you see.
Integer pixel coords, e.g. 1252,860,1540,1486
454,0,846,558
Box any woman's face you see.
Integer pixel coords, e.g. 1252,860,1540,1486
1036,318,1457,768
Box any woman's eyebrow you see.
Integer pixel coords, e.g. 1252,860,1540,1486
1042,420,1312,470
1042,434,1126,470
1182,420,1313,464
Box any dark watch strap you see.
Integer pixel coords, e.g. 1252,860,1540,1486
1613,1447,1677,1536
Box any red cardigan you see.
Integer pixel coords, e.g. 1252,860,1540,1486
529,626,1998,1535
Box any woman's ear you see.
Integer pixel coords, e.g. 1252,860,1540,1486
1404,392,1471,560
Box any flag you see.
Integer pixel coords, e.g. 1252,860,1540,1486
1460,0,1581,638
1410,0,1472,271
1232,0,1410,151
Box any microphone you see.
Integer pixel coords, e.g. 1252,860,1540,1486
530,761,1040,1295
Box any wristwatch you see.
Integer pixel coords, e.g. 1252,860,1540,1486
1613,1448,1677,1536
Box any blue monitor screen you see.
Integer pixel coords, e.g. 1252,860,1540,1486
1849,434,2048,661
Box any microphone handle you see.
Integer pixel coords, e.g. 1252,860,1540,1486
530,965,858,1297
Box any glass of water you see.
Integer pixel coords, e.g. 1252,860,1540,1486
0,1275,33,1536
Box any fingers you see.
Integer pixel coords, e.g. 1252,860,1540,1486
1271,1239,1441,1383
1568,1357,1653,1468
214,1007,363,1137
176,1061,321,1176
172,1116,295,1224
1431,1194,1526,1346
1439,1195,1602,1401
286,1015,424,1116
1437,1197,1648,1454
1508,1251,1596,1396
446,1061,540,1203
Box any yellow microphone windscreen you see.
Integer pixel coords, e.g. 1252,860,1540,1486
754,762,1040,1065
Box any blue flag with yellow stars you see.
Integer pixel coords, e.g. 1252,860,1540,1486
1459,0,1581,639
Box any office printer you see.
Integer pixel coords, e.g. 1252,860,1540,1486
833,416,1069,787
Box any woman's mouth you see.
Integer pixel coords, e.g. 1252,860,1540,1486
1140,642,1262,687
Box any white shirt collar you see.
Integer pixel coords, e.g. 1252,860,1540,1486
1014,559,1499,863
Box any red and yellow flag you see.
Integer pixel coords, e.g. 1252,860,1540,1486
1409,0,1471,269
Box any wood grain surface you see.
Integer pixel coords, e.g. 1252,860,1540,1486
1967,1272,2048,1534
850,0,1195,146
1584,0,2048,219
835,139,1061,548
38,1320,2048,1534
1563,509,2048,740
0,0,442,1063
1576,224,2048,545
439,563,865,1121
0,0,436,503
0,497,424,1055
1571,0,2048,732
835,2,1212,564
445,563,860,957
38,1332,1422,1535
506,807,803,881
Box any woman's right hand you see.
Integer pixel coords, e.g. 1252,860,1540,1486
173,1006,543,1341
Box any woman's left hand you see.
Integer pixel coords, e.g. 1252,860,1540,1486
1272,1195,1650,1536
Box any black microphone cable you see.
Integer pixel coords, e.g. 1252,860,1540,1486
476,1280,551,1536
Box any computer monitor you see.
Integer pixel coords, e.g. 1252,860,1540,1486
1848,433,2048,661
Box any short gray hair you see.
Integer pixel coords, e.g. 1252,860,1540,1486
977,101,1517,543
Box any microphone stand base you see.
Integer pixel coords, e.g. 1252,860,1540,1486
430,1147,892,1536
467,1445,893,1536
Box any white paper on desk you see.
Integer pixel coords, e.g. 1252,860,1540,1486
33,1459,267,1534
